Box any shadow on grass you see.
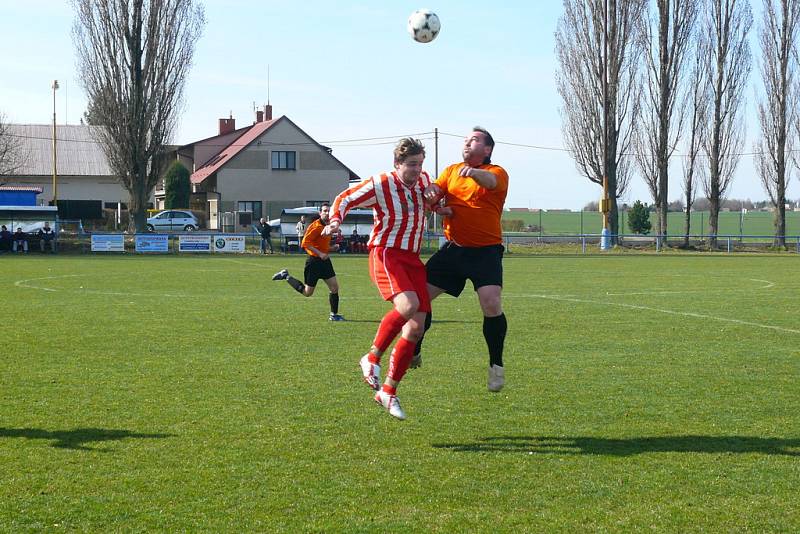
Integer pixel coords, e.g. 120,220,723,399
432,435,800,457
343,319,479,324
0,427,172,451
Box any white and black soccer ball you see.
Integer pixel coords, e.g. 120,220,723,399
407,9,441,44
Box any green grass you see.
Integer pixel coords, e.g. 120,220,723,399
1,253,799,531
505,209,800,237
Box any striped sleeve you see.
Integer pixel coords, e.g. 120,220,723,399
330,178,378,224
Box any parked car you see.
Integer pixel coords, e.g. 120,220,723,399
146,210,200,232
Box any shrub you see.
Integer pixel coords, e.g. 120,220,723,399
163,161,191,209
628,200,652,235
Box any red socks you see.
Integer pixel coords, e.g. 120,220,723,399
372,309,408,354
386,337,415,383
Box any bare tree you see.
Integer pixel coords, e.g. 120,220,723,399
634,0,698,241
0,112,24,178
755,0,800,248
556,0,646,240
700,0,753,248
681,53,707,247
73,0,205,232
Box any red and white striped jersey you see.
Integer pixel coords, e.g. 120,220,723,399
330,170,432,254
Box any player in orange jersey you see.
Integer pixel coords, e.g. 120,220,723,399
417,126,509,392
325,138,451,419
272,203,344,321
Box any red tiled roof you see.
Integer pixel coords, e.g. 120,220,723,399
190,119,277,184
0,185,43,193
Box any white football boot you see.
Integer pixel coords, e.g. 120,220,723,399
374,390,406,420
488,364,505,392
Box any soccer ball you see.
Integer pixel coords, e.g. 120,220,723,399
408,9,441,43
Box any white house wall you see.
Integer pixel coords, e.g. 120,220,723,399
216,119,349,215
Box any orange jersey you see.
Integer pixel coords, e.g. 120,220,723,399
436,162,509,247
301,218,332,257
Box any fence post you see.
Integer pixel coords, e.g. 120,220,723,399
727,237,732,253
581,236,586,254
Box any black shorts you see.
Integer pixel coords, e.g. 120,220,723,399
426,242,504,297
304,256,336,287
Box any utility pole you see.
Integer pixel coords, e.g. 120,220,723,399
52,79,59,205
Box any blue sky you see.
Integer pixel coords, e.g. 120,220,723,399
0,0,785,210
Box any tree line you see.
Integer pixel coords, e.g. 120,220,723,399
557,0,799,248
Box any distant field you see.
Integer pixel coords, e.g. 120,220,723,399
504,209,800,237
1,254,799,531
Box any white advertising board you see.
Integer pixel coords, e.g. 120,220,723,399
178,234,212,253
135,234,169,253
213,235,245,253
91,234,125,252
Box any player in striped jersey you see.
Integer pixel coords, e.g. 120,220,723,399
325,138,450,420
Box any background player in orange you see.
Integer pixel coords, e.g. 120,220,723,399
417,126,509,392
272,203,344,321
326,138,450,420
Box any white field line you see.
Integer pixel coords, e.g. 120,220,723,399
512,292,800,335
12,273,366,300
605,278,776,296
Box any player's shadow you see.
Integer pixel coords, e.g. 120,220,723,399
0,427,172,451
432,435,800,457
342,319,479,324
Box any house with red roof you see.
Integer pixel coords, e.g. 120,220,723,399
161,105,359,230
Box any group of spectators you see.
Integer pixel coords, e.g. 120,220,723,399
0,222,57,253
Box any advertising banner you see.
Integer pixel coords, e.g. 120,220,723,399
213,235,246,253
91,234,125,252
178,234,212,253
135,234,169,253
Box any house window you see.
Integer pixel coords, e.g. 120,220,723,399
271,151,296,170
238,201,262,219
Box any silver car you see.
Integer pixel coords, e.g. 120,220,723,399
146,210,199,232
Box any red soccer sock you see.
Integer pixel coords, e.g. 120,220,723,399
372,309,408,354
387,337,416,383
382,384,397,395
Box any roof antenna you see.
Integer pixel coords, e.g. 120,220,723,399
267,64,270,105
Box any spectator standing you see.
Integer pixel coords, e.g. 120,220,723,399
258,217,274,254
0,225,11,252
295,215,306,239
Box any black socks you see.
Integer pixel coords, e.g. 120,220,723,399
287,276,304,294
483,313,507,367
329,292,339,314
413,312,432,356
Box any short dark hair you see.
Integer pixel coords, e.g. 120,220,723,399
320,202,330,211
393,138,426,165
473,126,495,164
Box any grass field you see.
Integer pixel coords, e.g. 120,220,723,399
504,209,800,237
2,253,799,531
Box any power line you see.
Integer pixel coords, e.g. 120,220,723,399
5,129,793,158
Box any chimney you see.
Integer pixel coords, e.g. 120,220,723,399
264,104,273,121
218,114,235,135
256,110,264,123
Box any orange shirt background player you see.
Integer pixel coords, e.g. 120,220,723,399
436,162,509,247
301,218,332,257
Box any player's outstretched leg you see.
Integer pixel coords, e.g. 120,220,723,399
273,269,306,294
